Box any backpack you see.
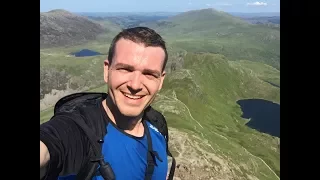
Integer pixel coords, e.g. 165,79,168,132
53,92,176,180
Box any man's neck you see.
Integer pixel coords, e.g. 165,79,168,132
102,97,144,137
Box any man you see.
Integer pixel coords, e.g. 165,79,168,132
40,27,170,180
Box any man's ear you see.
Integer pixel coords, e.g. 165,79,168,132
103,59,110,83
158,71,166,91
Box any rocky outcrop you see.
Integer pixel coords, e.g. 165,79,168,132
40,9,105,48
167,128,279,180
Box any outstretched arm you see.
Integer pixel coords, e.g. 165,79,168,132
40,115,89,179
40,140,50,167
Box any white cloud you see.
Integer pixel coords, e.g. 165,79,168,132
206,4,212,7
246,2,268,6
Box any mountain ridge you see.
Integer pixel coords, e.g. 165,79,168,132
40,9,105,48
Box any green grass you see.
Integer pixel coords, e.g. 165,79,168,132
40,106,55,124
230,60,280,87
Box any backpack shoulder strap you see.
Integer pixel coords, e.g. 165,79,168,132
143,120,161,180
53,92,113,180
144,106,176,180
57,112,104,180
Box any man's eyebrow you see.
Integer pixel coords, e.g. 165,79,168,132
114,63,134,71
114,63,161,76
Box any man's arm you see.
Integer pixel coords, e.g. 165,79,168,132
40,115,90,179
40,141,50,179
40,140,50,168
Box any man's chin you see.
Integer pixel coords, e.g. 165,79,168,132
118,106,145,117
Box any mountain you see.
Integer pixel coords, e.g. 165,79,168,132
40,9,105,48
229,12,280,18
242,16,280,25
87,15,171,29
238,15,280,29
141,8,280,70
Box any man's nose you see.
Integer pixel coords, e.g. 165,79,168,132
127,71,143,92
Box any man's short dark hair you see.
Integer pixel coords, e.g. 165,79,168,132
108,27,168,72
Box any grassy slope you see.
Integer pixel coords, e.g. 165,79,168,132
155,52,280,179
151,53,280,179
229,60,280,87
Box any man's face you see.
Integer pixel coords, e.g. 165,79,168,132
104,38,166,117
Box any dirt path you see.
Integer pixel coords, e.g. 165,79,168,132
168,128,239,180
241,146,280,180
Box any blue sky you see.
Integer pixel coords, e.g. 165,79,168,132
40,0,280,13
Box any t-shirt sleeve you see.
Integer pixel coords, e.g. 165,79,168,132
40,114,90,179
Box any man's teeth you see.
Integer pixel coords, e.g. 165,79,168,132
123,93,143,99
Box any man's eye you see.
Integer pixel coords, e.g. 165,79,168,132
118,68,130,72
145,73,158,79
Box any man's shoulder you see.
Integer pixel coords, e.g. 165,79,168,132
50,93,107,131
147,121,162,135
52,98,102,119
143,107,168,142
146,121,166,145
54,92,107,113
54,92,106,116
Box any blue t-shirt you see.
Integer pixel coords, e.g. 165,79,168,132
92,120,168,180
58,120,168,180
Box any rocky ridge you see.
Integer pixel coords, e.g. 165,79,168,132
40,9,105,48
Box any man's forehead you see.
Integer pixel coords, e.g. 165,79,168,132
115,38,165,56
113,54,163,69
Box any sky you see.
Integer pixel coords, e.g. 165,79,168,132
40,0,280,13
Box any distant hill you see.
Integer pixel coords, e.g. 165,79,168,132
78,12,178,29
242,16,280,24
142,8,280,70
40,9,105,48
77,12,180,17
236,15,280,29
228,12,280,18
86,15,171,29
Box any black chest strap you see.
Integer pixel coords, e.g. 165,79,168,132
143,120,163,180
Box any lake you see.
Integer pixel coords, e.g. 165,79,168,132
71,49,103,57
237,99,280,138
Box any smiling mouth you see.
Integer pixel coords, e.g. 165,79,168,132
121,92,145,99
